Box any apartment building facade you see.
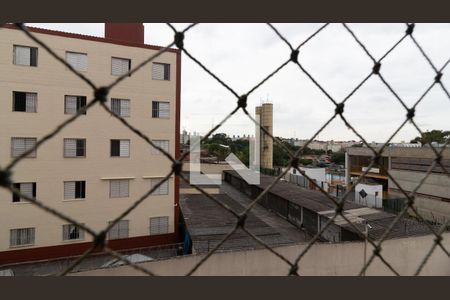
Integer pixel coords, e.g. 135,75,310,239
345,147,450,223
0,23,181,264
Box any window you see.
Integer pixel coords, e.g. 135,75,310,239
13,91,37,112
152,101,170,118
62,224,84,241
11,137,37,158
152,63,170,80
111,98,130,117
64,181,86,199
111,139,130,157
12,182,36,202
107,220,129,240
151,140,169,155
64,138,86,157
10,228,35,247
65,51,88,72
64,95,87,115
110,179,129,198
149,216,169,235
150,178,169,195
13,45,38,66
111,57,131,76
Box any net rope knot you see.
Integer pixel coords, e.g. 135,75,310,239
174,32,184,49
238,94,248,109
406,108,415,120
0,169,12,188
335,102,345,115
172,160,183,175
94,86,109,103
372,62,381,75
290,50,299,63
406,23,415,35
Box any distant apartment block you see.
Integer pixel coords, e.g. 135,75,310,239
0,23,181,264
345,147,450,223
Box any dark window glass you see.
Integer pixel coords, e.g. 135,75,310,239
30,48,38,66
13,92,26,111
12,183,21,202
163,64,170,80
111,140,120,156
76,139,86,156
75,181,85,199
152,101,159,118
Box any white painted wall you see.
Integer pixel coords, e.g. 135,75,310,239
71,233,450,276
355,184,383,208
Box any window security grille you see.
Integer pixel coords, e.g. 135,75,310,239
111,98,130,117
12,182,36,202
110,180,129,198
107,220,129,240
65,52,88,72
64,181,86,199
152,63,170,80
11,137,37,158
152,101,170,118
64,139,86,157
149,216,169,235
62,224,84,241
13,45,37,66
151,140,169,155
111,57,131,76
64,95,87,115
10,228,35,247
13,91,37,112
110,140,130,157
150,178,169,195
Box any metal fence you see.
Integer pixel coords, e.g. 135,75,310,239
0,23,449,276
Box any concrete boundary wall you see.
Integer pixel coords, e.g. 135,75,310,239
72,232,450,276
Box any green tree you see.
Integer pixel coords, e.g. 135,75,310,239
331,152,345,165
410,130,450,145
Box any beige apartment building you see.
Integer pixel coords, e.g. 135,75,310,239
0,23,181,264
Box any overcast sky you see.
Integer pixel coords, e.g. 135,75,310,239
28,23,450,143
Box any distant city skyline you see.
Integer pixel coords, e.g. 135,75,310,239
28,23,450,142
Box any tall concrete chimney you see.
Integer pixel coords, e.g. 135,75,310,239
105,23,144,44
255,103,273,169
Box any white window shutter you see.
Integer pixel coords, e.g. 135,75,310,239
64,139,77,157
25,93,37,112
152,63,164,80
15,46,31,65
65,96,77,114
111,98,121,115
159,102,170,118
120,99,130,117
110,180,120,198
24,138,36,157
12,138,26,157
78,54,88,72
112,58,129,76
64,181,75,199
119,220,129,238
119,180,129,197
20,183,33,201
119,140,130,157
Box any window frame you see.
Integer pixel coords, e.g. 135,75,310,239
65,51,88,72
11,137,37,158
12,91,37,113
10,228,35,247
63,180,86,200
111,98,131,117
64,95,87,115
149,216,169,236
13,45,38,67
110,139,130,157
63,138,86,158
151,139,169,155
107,220,130,240
12,182,36,203
62,223,85,241
152,62,170,81
109,179,130,198
151,101,170,119
111,57,131,76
